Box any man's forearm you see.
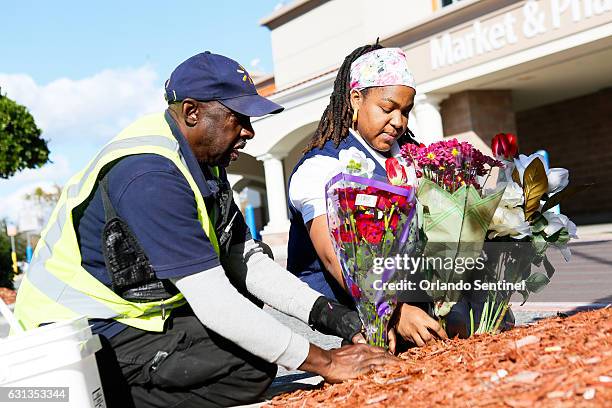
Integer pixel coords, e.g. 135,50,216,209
224,240,322,324
172,267,310,370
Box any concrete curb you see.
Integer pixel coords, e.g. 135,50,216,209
511,302,611,312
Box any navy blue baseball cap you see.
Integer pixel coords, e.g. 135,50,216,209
164,51,283,117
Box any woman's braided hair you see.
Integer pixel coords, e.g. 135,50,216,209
303,42,384,153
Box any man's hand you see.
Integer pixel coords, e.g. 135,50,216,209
388,304,447,353
299,343,401,384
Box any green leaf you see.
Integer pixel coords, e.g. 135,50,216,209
525,272,550,293
530,214,548,233
546,228,570,245
532,233,549,255
541,183,594,213
543,255,555,278
531,254,545,269
356,245,372,271
518,289,529,305
344,245,355,260
382,229,394,258
356,245,365,270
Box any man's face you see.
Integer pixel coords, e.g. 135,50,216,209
180,100,255,167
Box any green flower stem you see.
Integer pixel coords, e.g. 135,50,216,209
469,308,474,337
476,300,489,335
492,301,510,334
366,313,389,349
488,300,505,333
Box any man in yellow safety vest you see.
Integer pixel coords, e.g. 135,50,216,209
14,52,398,408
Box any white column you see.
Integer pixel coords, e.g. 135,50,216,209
413,93,448,145
226,173,244,209
257,153,291,235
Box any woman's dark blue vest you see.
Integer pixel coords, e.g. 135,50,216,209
286,132,393,301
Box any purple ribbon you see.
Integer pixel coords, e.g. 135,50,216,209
326,172,416,199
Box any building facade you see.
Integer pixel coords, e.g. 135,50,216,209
228,0,612,255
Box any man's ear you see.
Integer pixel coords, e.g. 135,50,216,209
349,89,363,112
181,99,200,127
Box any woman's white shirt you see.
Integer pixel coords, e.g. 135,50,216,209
289,129,401,224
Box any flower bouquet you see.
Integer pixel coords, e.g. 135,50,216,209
406,133,590,337
325,148,418,348
400,139,506,315
468,132,591,335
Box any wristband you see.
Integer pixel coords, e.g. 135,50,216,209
308,296,363,342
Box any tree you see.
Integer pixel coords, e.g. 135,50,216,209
20,184,61,238
23,185,62,207
0,91,49,179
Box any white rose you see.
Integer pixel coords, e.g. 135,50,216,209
488,206,532,239
500,181,524,208
542,212,578,238
337,147,375,177
542,212,577,262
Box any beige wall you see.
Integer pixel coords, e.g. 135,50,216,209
405,0,612,87
269,0,434,88
360,0,434,44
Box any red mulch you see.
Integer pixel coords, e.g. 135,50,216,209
0,287,16,305
268,308,612,407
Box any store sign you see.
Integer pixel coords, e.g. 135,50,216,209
430,0,612,69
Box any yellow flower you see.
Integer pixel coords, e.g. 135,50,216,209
427,152,436,160
452,148,459,157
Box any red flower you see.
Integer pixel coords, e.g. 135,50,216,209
350,283,362,299
355,213,385,244
389,212,399,230
333,225,355,243
491,133,519,160
376,195,392,210
385,157,407,186
337,188,358,212
389,193,407,208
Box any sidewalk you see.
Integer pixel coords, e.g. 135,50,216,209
575,223,612,242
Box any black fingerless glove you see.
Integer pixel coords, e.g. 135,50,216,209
308,296,363,342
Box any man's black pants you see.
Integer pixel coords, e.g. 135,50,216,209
96,307,277,408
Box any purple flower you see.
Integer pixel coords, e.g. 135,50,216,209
376,301,391,317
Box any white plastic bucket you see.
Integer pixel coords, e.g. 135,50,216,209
0,315,92,353
0,316,107,408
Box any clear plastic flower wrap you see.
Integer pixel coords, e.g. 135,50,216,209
325,172,417,348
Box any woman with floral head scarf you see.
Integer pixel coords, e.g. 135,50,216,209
287,43,448,352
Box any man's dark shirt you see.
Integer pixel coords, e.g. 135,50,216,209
75,111,250,338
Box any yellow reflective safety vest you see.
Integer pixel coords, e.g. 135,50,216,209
14,113,220,332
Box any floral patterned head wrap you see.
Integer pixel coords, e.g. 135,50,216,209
349,47,416,91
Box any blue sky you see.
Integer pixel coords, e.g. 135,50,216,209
0,0,282,222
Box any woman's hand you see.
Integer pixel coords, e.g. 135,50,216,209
352,332,367,344
388,304,448,353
